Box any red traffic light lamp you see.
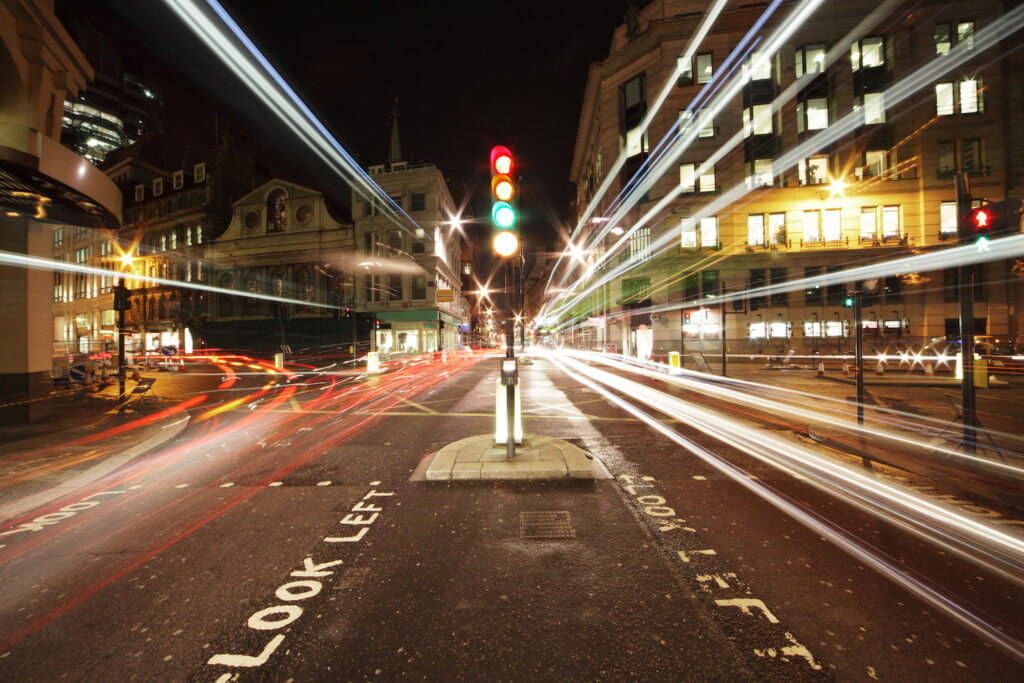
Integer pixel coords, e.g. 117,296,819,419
960,200,1021,244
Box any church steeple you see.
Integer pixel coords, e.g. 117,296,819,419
388,97,402,164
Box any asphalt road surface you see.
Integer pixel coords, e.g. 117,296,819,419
0,351,1021,680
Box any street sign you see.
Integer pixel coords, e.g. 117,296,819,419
437,289,454,302
160,345,177,357
69,364,89,383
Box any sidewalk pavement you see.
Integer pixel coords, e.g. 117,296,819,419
0,370,194,522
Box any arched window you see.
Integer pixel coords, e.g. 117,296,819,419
219,272,235,318
271,267,288,298
267,189,287,232
244,271,264,316
299,268,315,312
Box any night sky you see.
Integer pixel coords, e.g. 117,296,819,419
59,1,628,254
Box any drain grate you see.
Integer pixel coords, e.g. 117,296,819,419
334,567,370,589
519,511,575,540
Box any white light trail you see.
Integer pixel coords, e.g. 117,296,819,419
543,4,1024,323
0,250,336,310
162,0,421,238
549,350,1024,662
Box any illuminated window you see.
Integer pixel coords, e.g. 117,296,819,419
882,206,900,239
851,36,884,71
698,165,716,193
803,210,821,242
748,321,766,339
857,92,886,124
696,53,713,84
823,209,842,242
768,213,786,244
935,82,955,115
860,207,877,240
862,150,886,179
681,219,697,248
798,155,829,185
748,214,765,245
677,55,693,86
957,21,975,50
794,44,825,78
743,104,772,137
747,158,773,188
267,189,287,232
700,216,718,248
679,163,696,192
624,126,647,156
940,200,958,236
960,79,980,113
805,98,828,130
935,24,951,55
745,51,771,81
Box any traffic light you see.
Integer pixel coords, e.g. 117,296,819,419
683,311,692,323
960,200,1021,245
490,145,518,256
843,293,855,307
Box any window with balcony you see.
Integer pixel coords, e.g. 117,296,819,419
681,219,697,248
881,205,900,240
698,165,716,193
748,214,765,245
860,207,877,241
803,210,821,242
747,158,773,188
798,155,829,185
962,138,981,173
795,43,826,78
679,163,695,192
938,141,957,176
823,208,842,242
768,213,786,245
861,149,886,179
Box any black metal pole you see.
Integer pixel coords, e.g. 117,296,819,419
853,289,864,426
117,278,126,405
955,172,977,455
720,297,727,377
505,261,515,460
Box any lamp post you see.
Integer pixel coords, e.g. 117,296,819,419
893,309,901,349
811,311,819,354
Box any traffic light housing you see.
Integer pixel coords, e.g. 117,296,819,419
843,294,855,308
490,145,518,256
960,201,1021,245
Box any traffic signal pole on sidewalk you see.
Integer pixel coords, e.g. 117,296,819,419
955,172,977,455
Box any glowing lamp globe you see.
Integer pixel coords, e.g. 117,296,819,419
492,201,515,228
494,230,519,256
492,176,514,201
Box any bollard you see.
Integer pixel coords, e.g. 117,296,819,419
817,361,825,377
924,361,934,377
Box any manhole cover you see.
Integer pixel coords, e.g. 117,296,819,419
520,511,575,540
334,567,370,589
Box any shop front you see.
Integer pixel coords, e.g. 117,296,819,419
374,310,464,357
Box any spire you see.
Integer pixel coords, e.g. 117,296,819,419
388,97,402,164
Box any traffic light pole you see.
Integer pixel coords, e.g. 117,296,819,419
505,261,516,461
853,288,864,426
955,172,977,454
